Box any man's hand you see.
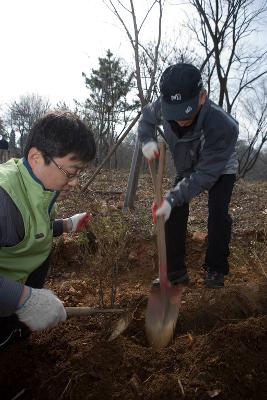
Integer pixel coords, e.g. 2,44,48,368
68,212,92,232
16,287,66,331
142,141,159,161
155,199,172,222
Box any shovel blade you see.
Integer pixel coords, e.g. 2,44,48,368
145,285,183,349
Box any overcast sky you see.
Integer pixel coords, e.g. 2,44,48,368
0,0,266,108
0,0,181,107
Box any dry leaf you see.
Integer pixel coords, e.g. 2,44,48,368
108,312,132,341
207,389,222,398
129,373,142,396
187,333,193,343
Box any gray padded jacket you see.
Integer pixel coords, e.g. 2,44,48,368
138,97,239,208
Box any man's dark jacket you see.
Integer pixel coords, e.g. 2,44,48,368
138,97,239,208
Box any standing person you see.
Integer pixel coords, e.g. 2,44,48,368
0,134,9,163
0,111,96,348
138,63,238,289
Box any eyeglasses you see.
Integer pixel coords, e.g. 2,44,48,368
49,157,81,180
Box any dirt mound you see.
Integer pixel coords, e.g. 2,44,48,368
1,173,267,400
1,310,266,400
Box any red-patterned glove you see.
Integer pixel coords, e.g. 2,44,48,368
68,212,92,232
142,141,160,161
151,200,166,224
156,199,172,222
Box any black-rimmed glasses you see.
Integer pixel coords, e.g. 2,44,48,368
49,157,81,180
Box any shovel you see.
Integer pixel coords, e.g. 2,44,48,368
145,143,183,349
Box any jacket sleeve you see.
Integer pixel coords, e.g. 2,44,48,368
0,187,24,246
0,188,25,316
166,114,238,207
138,98,163,144
0,277,24,317
53,219,64,237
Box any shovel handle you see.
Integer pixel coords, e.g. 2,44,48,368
149,143,168,284
148,143,166,206
148,144,165,207
148,161,157,195
66,307,125,316
155,144,165,206
156,144,168,283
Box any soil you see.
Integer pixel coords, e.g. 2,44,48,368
1,170,267,400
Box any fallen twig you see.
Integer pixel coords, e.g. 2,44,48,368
11,389,26,400
178,378,185,397
252,250,267,279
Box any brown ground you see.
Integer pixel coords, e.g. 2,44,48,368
1,170,267,400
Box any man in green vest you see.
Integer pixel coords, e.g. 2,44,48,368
0,111,96,348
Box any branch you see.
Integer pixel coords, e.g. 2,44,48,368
82,112,140,191
146,0,163,102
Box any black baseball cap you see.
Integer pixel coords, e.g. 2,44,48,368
160,63,203,120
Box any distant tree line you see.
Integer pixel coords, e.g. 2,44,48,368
0,0,266,181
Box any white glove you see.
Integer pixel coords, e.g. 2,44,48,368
16,287,66,331
68,212,92,232
142,141,159,161
156,199,172,222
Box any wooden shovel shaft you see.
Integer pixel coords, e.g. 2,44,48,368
149,143,168,284
156,144,167,284
146,142,183,349
66,307,125,316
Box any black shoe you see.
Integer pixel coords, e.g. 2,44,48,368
152,270,189,288
204,271,224,288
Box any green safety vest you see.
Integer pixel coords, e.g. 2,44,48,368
0,158,56,282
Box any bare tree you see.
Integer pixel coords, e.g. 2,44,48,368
186,0,267,113
0,117,5,137
105,0,163,106
179,0,267,178
105,0,163,207
5,94,51,154
138,36,201,99
238,80,267,177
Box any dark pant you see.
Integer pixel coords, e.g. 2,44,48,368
165,174,236,277
0,257,50,333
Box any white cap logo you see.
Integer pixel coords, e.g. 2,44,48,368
185,106,192,114
171,93,181,101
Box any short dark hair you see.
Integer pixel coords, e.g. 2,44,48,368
24,111,96,164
